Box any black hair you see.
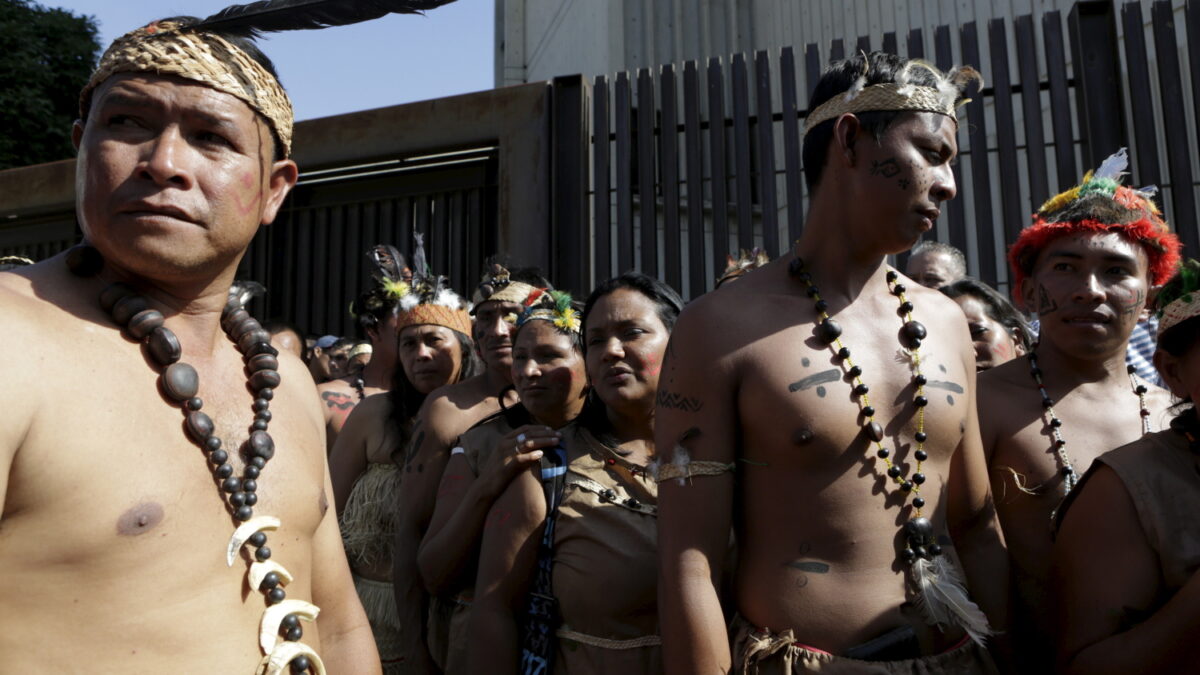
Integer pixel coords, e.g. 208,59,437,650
83,16,287,161
940,277,1035,352
580,272,685,353
802,51,966,192
389,328,482,460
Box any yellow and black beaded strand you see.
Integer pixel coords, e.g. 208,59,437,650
789,256,941,563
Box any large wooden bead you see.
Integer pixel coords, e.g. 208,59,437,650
904,516,934,545
221,308,250,334
127,309,164,340
816,319,842,344
99,283,137,312
65,245,103,277
238,329,271,354
865,421,885,442
186,411,214,441
903,321,927,342
247,353,279,373
111,295,149,326
233,317,261,339
162,362,199,401
248,430,274,460
245,342,278,358
249,369,281,391
148,327,182,365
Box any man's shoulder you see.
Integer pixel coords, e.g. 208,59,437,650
316,376,353,396
978,357,1034,402
0,263,98,354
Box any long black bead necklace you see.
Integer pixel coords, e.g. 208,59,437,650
66,244,320,675
1027,351,1150,495
789,257,941,564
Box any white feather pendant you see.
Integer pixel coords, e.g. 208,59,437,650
399,293,420,312
1095,147,1130,181
911,555,993,645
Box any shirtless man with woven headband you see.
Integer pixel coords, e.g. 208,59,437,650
656,52,1007,674
0,6,451,672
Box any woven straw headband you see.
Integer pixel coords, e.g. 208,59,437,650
81,21,293,156
1159,294,1200,337
803,83,957,134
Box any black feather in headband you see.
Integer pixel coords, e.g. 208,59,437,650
193,0,457,39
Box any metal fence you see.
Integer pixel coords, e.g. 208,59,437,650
4,0,1200,316
567,0,1200,299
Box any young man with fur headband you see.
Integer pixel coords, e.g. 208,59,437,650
979,148,1179,672
656,52,1006,673
390,260,552,672
0,3,455,672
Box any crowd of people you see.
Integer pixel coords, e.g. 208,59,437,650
2,4,1199,675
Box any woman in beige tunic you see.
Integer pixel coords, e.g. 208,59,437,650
469,273,682,674
1053,261,1200,674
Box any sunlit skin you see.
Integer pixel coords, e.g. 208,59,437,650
270,327,305,359
399,325,464,395
906,250,963,288
952,295,1024,370
0,72,380,672
585,288,670,454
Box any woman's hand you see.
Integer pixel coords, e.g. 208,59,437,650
479,424,559,497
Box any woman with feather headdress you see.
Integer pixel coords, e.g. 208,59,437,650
330,235,481,673
1052,259,1200,674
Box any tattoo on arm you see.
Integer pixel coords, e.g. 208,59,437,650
657,389,704,412
321,391,355,410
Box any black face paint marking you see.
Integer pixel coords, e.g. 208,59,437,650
898,177,911,190
788,369,840,393
802,357,811,367
947,395,955,406
869,157,901,178
926,380,964,394
939,364,948,373
1037,284,1059,315
816,386,827,398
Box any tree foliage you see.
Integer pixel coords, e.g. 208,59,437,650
0,0,101,170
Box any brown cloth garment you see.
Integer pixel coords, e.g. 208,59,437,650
730,615,996,675
1067,427,1200,592
550,424,661,674
429,410,662,674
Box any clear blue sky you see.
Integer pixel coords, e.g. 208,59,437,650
52,0,495,121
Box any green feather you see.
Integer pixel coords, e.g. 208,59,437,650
551,290,574,313
1156,259,1200,314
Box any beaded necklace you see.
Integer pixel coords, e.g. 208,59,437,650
788,257,940,564
1026,351,1150,495
66,244,322,675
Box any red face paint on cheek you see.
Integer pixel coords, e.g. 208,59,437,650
234,171,263,216
642,352,662,377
